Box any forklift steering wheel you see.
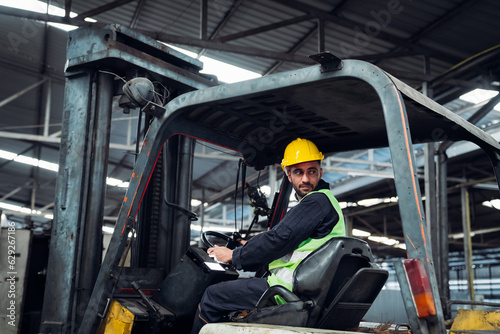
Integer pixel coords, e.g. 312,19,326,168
201,231,241,250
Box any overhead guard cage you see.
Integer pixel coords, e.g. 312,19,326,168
79,57,500,333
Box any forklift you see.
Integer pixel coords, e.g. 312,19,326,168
39,25,500,334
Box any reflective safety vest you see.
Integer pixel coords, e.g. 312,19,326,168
267,189,345,292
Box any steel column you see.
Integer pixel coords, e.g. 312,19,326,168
460,186,475,302
436,151,450,318
424,143,438,272
423,57,442,302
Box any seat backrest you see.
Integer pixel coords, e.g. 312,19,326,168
292,237,374,325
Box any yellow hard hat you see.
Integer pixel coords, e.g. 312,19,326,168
281,138,324,171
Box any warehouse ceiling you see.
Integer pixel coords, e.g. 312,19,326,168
0,0,499,258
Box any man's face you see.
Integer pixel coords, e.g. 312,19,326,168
286,160,323,199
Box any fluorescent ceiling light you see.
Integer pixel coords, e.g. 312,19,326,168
0,0,82,31
352,229,405,249
358,198,384,207
483,199,500,210
357,197,397,207
459,88,499,104
102,226,114,234
352,228,371,237
106,177,129,188
339,202,358,209
0,149,129,188
199,56,261,83
0,150,17,160
368,235,401,247
0,202,42,215
166,44,261,84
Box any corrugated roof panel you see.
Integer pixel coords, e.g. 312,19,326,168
213,1,306,48
201,50,275,76
140,1,202,37
44,25,68,75
419,1,500,61
0,16,47,73
386,0,463,32
0,74,43,132
245,0,305,18
295,0,339,12
70,0,136,26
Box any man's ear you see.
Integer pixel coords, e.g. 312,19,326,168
319,168,323,179
286,167,292,182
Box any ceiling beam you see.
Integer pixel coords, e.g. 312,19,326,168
217,14,314,43
408,0,481,45
0,79,48,108
264,23,317,75
269,0,412,48
272,0,464,66
75,0,138,19
196,0,245,58
200,0,208,40
207,0,246,40
354,215,383,235
0,5,87,25
65,0,72,18
0,181,33,202
129,0,147,29
202,168,264,204
375,0,482,69
263,0,355,75
139,30,314,64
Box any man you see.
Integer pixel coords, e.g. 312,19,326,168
191,138,345,333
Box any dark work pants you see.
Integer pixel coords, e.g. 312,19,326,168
191,277,269,334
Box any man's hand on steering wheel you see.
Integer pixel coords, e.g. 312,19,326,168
207,245,233,264
201,231,245,249
202,231,247,264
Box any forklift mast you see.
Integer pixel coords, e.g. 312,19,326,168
39,25,217,333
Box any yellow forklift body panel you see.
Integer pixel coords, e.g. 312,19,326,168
450,309,500,333
97,299,135,334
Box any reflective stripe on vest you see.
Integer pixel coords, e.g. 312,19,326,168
267,188,345,291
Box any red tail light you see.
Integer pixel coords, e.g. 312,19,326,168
403,258,436,318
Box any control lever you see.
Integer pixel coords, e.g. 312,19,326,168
131,281,164,324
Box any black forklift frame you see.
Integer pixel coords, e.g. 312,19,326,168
42,25,500,334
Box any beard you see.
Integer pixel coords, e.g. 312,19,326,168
294,182,315,198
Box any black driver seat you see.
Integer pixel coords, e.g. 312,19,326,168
230,237,388,330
